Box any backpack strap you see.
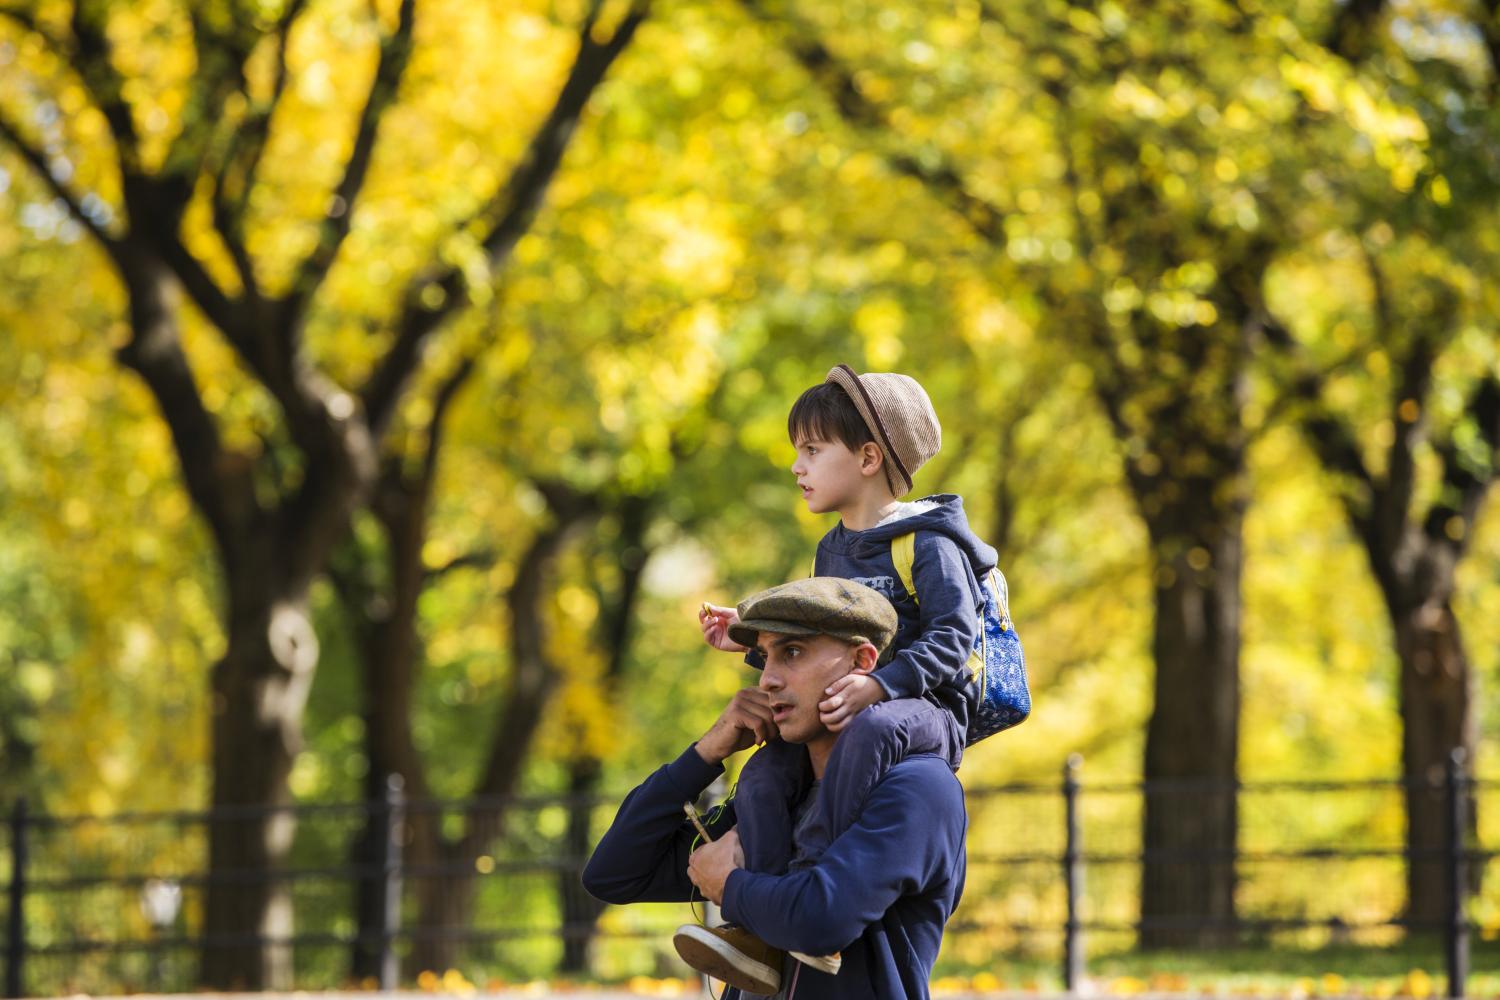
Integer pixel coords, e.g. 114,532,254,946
890,532,918,604
892,530,987,683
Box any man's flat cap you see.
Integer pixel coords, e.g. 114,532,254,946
729,577,897,657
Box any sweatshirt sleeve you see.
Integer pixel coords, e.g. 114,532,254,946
581,745,735,905
720,756,966,955
872,531,981,701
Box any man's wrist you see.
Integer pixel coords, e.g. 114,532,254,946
694,732,732,765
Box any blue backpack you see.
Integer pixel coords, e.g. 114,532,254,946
890,533,1031,745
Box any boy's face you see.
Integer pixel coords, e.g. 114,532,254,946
790,435,869,515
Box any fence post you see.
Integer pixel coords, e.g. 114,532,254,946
1445,748,1468,1000
5,798,28,1000
1063,754,1084,993
380,775,405,993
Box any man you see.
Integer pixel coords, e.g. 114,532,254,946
582,578,968,999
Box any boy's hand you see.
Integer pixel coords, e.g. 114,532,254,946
699,602,748,653
818,673,888,731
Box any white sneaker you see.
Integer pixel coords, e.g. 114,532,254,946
673,923,782,994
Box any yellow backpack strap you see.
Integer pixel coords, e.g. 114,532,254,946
891,532,918,604
894,532,987,682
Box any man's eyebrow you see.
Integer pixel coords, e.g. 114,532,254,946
762,636,802,655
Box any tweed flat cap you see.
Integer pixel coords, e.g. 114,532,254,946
729,577,897,659
825,364,941,496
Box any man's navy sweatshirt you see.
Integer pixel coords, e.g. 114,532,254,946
581,744,967,999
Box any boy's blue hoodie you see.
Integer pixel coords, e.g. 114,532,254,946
582,744,967,999
811,494,997,742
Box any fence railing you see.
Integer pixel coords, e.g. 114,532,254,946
2,751,1494,997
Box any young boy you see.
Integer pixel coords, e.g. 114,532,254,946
680,364,1000,992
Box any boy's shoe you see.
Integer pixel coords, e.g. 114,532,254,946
673,924,782,994
789,948,842,975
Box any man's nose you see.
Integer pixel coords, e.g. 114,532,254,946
759,667,783,691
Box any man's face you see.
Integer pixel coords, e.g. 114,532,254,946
790,435,869,515
756,632,862,744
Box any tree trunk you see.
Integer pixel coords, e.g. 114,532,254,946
405,693,561,976
406,485,596,975
345,475,431,983
109,252,314,991
1380,570,1478,930
201,572,320,989
557,759,608,973
1138,488,1244,949
554,497,651,974
1268,312,1496,933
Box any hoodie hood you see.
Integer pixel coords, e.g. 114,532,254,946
826,494,997,579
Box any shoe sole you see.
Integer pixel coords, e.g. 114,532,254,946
789,949,842,974
673,925,781,994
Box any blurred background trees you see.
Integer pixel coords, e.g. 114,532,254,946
1,0,1498,984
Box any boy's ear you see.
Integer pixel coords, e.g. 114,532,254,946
858,442,885,478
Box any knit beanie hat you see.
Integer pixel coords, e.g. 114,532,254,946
825,364,941,497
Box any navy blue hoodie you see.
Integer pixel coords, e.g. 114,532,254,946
810,494,996,742
582,744,967,999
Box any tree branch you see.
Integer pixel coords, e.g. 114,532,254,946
69,0,139,170
113,252,245,554
0,106,119,252
164,5,254,180
361,0,649,438
1422,375,1500,554
1322,0,1388,62
420,353,479,487
1483,0,1500,93
210,146,262,300
0,6,65,54
425,548,498,584
211,0,308,293
131,176,242,335
737,0,1008,248
281,0,416,325
1382,325,1439,553
1261,316,1379,539
459,480,599,856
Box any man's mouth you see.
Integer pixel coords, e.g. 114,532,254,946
771,702,793,722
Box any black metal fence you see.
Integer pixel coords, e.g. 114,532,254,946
2,753,1495,997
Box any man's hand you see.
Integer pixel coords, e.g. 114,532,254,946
695,688,778,765
687,829,744,905
700,602,748,653
819,672,888,732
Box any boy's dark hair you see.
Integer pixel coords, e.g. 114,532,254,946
787,382,874,451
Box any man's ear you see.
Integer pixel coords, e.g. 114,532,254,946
858,442,885,479
850,643,879,674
